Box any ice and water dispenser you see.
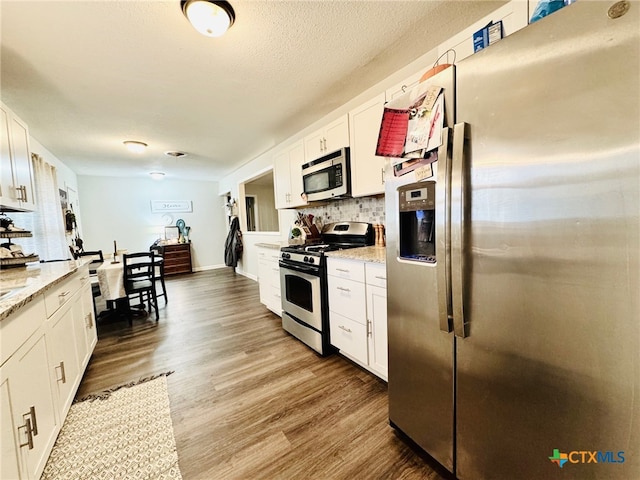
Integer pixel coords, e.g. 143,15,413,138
398,181,436,263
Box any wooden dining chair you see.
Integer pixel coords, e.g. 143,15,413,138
122,251,159,323
78,250,104,316
150,246,167,304
78,250,104,274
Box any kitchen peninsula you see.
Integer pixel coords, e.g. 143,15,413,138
1,260,97,479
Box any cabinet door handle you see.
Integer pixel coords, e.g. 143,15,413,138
381,168,385,184
319,138,323,151
15,185,27,202
56,361,67,384
18,418,34,450
85,312,93,328
22,406,38,437
338,325,352,333
323,138,327,151
336,286,351,293
368,320,372,337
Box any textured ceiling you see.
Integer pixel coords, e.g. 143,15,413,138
1,1,506,181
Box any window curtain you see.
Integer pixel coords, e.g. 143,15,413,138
15,154,68,261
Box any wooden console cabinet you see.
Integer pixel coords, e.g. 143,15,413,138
155,243,192,276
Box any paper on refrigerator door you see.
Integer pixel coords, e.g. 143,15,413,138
405,91,444,156
375,82,443,159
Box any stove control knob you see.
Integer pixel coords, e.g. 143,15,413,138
282,253,290,259
308,257,315,264
303,256,309,263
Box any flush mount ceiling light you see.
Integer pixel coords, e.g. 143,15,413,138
123,141,148,153
149,172,166,180
181,0,235,37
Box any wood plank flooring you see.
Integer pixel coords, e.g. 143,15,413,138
78,269,448,480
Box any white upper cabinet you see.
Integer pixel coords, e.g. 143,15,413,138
349,93,387,197
385,68,429,104
436,0,529,63
303,114,349,162
0,102,36,212
274,140,307,209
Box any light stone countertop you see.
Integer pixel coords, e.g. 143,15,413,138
0,260,88,321
325,246,386,264
255,242,285,250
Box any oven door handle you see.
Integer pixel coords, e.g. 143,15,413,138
279,261,320,276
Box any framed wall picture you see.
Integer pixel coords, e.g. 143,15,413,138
164,226,180,241
151,200,192,213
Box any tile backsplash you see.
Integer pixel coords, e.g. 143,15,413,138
297,195,385,227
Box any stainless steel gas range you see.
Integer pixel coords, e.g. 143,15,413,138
279,222,374,355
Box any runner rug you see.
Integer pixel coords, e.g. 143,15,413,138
42,372,182,480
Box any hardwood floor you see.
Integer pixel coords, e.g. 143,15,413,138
78,269,448,480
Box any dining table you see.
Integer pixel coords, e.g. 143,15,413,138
96,260,126,302
94,255,162,321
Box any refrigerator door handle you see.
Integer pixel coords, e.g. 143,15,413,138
451,122,468,338
436,126,453,333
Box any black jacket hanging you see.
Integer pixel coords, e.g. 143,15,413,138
224,217,243,267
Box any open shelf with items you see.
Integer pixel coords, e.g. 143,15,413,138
0,230,39,268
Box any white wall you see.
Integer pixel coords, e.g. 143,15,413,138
77,175,226,271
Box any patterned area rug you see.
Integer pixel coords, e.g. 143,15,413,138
42,374,182,480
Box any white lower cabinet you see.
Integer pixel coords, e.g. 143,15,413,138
327,257,388,380
257,246,282,316
1,330,58,479
1,265,96,479
47,295,81,423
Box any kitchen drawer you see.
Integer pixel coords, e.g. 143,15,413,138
327,257,365,283
328,276,366,324
44,273,81,318
330,311,368,364
365,262,387,288
0,295,46,366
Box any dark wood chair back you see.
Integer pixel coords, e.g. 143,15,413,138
78,250,104,274
123,251,159,321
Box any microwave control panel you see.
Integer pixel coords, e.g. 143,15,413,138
399,181,435,211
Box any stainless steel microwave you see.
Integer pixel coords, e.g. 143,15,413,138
302,147,351,201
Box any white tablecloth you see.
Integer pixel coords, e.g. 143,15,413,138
96,261,125,301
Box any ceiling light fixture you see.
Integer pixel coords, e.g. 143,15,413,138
149,172,166,180
123,141,148,153
181,0,235,37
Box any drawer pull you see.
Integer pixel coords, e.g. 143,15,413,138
336,286,351,293
338,325,352,333
56,361,67,384
336,268,350,273
18,418,34,450
374,275,387,280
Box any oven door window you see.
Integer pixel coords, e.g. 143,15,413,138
285,274,314,312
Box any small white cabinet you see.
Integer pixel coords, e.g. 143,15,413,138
327,257,388,380
0,102,36,212
257,246,282,316
274,140,306,209
303,114,349,162
365,263,388,380
1,328,58,480
348,93,387,197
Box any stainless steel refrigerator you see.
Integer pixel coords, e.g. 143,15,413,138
386,2,639,479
